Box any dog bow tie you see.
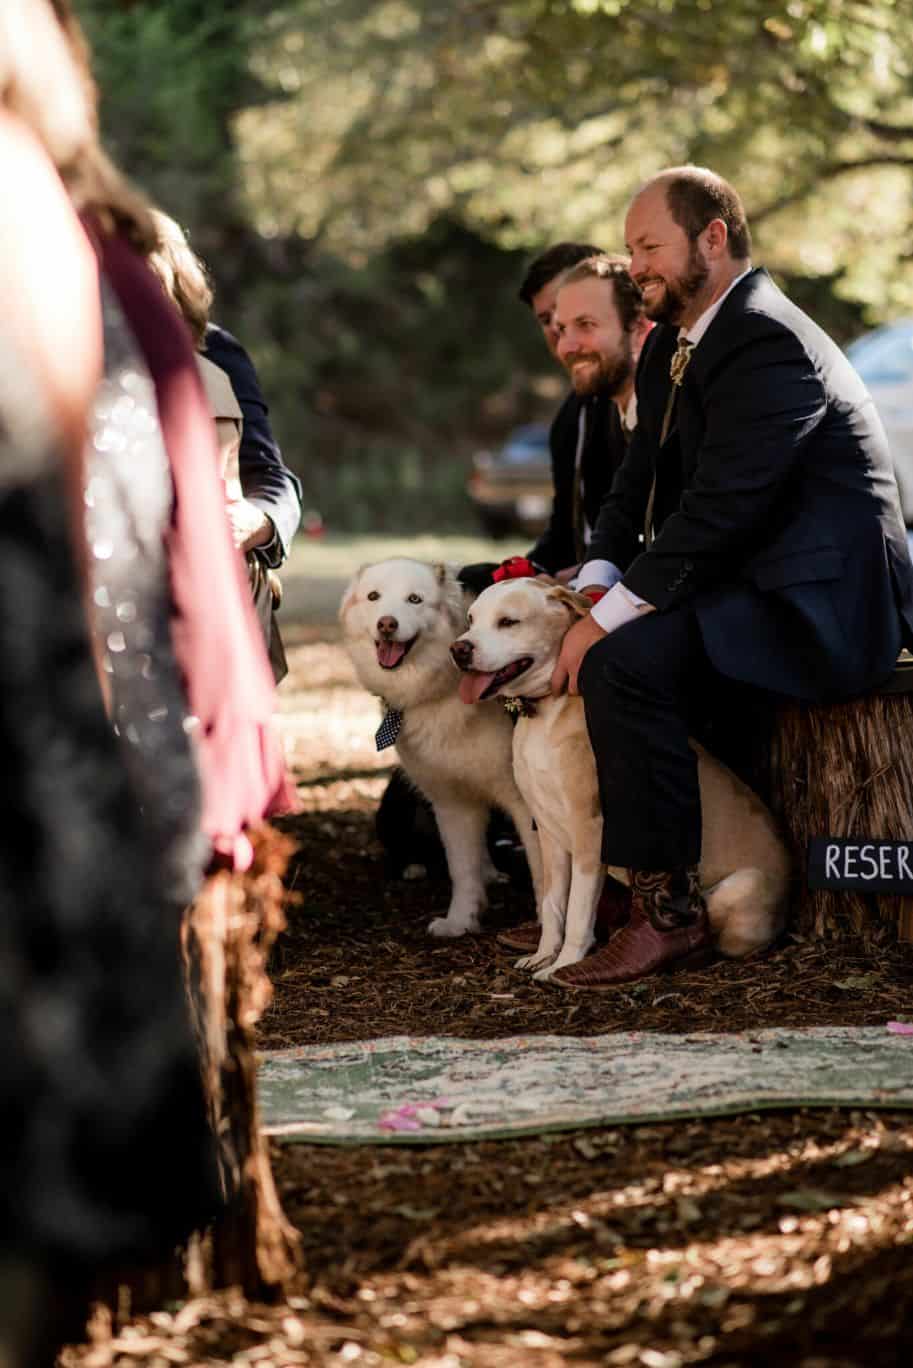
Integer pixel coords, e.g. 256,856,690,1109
375,706,403,751
669,337,694,387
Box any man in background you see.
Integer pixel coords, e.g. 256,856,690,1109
463,244,648,589
547,253,651,580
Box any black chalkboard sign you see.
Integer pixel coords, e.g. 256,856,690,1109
808,838,913,892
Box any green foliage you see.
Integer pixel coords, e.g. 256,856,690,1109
75,0,913,531
74,0,268,225
249,0,913,309
226,216,554,532
302,442,479,534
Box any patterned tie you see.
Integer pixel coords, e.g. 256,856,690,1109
375,705,403,751
669,335,695,388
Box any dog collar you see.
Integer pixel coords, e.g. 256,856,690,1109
502,696,538,719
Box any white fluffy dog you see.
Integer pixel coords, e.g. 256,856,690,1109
452,577,791,978
340,558,542,937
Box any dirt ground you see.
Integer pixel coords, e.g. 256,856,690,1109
71,617,913,1368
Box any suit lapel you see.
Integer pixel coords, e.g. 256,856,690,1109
685,267,767,383
659,269,769,470
640,326,678,445
640,328,678,544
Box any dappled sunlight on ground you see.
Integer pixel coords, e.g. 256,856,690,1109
279,640,391,799
66,571,913,1367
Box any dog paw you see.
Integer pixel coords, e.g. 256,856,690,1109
532,964,557,981
516,951,557,972
427,916,476,938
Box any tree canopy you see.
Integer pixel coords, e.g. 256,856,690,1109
73,0,913,528
237,0,913,311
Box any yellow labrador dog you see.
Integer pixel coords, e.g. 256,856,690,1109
451,578,791,979
340,558,542,937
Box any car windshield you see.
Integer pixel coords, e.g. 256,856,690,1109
847,324,913,385
499,427,549,465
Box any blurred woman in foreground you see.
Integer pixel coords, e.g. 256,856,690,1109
48,0,297,865
0,3,219,1363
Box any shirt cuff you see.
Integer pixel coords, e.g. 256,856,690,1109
575,559,625,591
591,581,649,634
617,581,650,609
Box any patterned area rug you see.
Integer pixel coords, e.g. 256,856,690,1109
258,1026,913,1145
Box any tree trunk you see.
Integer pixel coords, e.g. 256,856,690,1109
770,691,913,942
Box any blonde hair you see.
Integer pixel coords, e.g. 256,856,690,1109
0,0,92,169
145,210,214,348
12,0,159,254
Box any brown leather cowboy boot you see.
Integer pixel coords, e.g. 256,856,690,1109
496,876,633,953
549,866,713,989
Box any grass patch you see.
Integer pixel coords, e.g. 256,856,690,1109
285,531,513,579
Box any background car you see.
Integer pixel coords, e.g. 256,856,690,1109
466,423,552,538
846,319,913,527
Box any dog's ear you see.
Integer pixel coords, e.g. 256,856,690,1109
435,562,470,627
338,564,368,622
545,584,593,619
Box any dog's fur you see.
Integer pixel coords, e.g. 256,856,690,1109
452,578,791,977
340,558,542,936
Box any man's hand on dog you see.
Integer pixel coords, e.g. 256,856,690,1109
551,585,657,695
550,610,608,696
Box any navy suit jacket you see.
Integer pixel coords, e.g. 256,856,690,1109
528,390,629,574
203,324,302,565
588,268,913,700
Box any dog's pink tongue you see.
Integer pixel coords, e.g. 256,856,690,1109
458,670,497,704
376,639,407,668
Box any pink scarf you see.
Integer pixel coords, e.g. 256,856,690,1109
91,225,297,865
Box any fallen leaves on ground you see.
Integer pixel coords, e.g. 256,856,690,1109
65,638,913,1368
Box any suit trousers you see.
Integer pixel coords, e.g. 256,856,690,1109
579,604,717,871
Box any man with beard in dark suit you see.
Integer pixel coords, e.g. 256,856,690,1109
462,245,648,590
547,254,650,575
520,246,646,579
549,165,913,989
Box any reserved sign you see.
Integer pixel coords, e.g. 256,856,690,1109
808,837,913,892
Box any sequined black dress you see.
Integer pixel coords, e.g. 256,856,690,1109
0,302,219,1289
85,284,208,905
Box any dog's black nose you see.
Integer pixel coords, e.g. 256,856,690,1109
450,638,473,667
377,615,399,638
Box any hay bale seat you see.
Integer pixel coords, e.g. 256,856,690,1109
769,651,913,942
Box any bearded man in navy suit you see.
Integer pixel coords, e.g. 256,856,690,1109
549,165,913,988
